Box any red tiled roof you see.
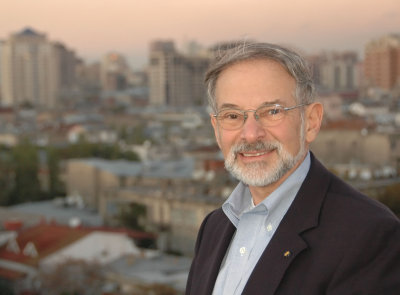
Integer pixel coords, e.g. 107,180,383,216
0,223,155,270
0,224,90,266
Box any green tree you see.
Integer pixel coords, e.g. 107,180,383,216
59,138,139,161
0,147,14,205
46,146,65,198
0,278,15,295
378,183,400,217
134,283,178,295
119,125,129,142
117,203,147,231
131,124,147,144
9,138,42,204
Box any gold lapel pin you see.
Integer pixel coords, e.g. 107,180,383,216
283,251,291,258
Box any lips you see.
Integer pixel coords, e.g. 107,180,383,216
242,151,268,157
232,141,279,160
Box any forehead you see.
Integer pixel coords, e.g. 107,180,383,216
215,59,296,108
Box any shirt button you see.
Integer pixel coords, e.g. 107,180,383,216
266,223,273,232
239,247,246,256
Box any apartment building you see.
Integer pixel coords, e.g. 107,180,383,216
0,27,77,109
63,156,230,255
311,120,400,174
308,51,360,92
364,34,400,90
148,40,210,106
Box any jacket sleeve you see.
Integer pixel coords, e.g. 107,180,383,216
327,216,400,294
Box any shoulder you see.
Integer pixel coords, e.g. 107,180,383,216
198,208,228,239
192,207,235,255
308,153,397,224
197,208,231,237
300,154,399,247
325,171,398,225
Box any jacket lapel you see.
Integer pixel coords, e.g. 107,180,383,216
242,153,332,294
193,209,236,295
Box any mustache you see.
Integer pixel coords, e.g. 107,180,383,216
231,141,281,154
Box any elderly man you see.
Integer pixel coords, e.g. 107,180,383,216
185,42,400,295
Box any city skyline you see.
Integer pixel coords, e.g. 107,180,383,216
1,0,399,68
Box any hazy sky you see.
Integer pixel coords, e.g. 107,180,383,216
1,0,399,68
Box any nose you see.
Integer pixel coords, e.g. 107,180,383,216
240,111,266,142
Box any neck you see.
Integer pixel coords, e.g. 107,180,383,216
249,180,284,205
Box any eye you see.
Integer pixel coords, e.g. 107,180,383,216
220,110,243,121
269,108,282,115
258,106,279,117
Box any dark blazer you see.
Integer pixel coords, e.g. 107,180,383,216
186,153,400,295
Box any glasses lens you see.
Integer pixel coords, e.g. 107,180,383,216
217,109,244,130
257,105,284,126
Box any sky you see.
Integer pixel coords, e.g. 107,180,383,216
1,0,399,69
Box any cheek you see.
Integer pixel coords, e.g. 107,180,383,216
269,121,302,151
218,131,238,155
284,126,303,153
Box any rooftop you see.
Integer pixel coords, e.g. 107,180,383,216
0,223,89,267
18,27,40,36
9,200,103,227
72,157,196,179
108,253,191,291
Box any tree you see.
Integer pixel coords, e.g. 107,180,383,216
133,283,178,295
0,147,14,205
378,183,400,217
59,139,139,161
117,203,147,231
9,138,42,204
46,146,65,198
0,279,15,295
131,125,147,145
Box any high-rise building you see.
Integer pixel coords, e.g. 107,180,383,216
148,40,210,107
308,51,359,93
53,42,77,98
364,34,400,90
100,52,130,91
75,59,101,93
0,27,77,109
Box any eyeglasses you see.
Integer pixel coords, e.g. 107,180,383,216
213,103,309,130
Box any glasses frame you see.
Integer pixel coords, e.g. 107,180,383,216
213,102,310,130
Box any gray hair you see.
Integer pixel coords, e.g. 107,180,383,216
205,42,315,113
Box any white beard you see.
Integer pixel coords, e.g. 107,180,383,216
224,122,306,187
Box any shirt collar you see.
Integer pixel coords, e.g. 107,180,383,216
222,152,311,227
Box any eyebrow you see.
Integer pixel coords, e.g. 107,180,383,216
218,99,285,110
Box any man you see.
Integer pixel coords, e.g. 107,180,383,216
185,42,400,295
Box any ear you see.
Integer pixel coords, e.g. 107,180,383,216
210,114,222,149
304,102,323,144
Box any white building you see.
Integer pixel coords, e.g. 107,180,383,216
0,27,77,109
148,40,210,106
308,51,360,92
40,231,140,267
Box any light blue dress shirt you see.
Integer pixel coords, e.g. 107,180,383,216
212,152,311,295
